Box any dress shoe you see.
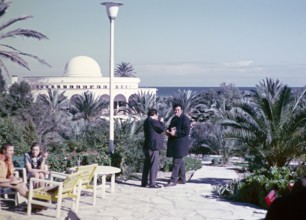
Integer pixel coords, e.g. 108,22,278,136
141,184,148,187
149,184,162,189
177,180,186,184
165,182,176,187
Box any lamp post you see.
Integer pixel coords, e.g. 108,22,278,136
101,2,123,153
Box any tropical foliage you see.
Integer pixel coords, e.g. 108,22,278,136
0,81,33,117
0,0,50,81
69,91,107,122
216,166,305,209
121,91,157,120
191,121,237,164
37,89,69,113
115,62,136,77
222,78,306,168
165,89,208,122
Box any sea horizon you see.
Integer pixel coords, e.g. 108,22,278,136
143,86,304,97
151,86,255,97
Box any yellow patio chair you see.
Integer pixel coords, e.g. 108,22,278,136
0,167,27,210
27,171,83,218
50,164,98,205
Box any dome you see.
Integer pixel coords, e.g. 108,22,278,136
63,56,102,77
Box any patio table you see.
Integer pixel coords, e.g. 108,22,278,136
69,165,121,204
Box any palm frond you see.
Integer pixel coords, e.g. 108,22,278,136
0,1,11,17
69,91,106,121
0,50,29,69
0,4,50,76
0,15,33,32
115,62,136,77
224,78,306,167
0,44,51,67
0,28,48,40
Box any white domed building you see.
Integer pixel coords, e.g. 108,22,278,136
21,56,156,109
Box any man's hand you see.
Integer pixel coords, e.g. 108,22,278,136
166,127,176,136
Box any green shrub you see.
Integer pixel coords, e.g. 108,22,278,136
184,156,202,171
216,166,305,209
0,117,29,154
161,156,202,172
161,157,173,172
48,153,71,173
48,149,111,173
238,167,296,208
215,179,240,200
238,180,268,208
112,132,144,180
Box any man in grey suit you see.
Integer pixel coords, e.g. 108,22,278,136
165,103,191,186
141,109,165,188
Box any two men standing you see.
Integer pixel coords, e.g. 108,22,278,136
141,104,191,188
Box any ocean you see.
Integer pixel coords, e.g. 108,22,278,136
154,86,255,97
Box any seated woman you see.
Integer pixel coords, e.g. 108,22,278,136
0,143,28,197
24,143,49,188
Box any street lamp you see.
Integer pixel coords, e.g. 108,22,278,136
101,2,123,153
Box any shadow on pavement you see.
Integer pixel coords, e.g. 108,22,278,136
189,177,234,185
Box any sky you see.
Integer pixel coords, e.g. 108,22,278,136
2,0,306,87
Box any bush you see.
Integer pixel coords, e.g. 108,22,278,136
161,157,173,172
112,132,144,180
216,166,304,209
48,149,111,173
215,179,240,200
161,156,202,172
184,156,202,171
0,117,29,154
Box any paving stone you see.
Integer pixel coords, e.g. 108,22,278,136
0,165,267,220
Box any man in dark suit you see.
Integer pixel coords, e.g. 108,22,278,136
165,103,191,187
141,109,165,188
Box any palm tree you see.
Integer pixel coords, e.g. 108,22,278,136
32,89,70,145
121,91,157,120
191,121,237,164
0,0,51,81
115,62,136,77
165,89,208,121
69,91,107,122
36,89,68,113
222,78,306,167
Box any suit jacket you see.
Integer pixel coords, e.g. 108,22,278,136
166,113,191,158
143,116,166,150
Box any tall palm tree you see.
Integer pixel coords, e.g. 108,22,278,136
0,0,51,81
115,62,136,77
32,89,70,145
222,78,306,167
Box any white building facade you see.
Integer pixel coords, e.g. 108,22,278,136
21,56,156,108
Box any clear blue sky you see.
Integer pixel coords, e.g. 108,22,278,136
3,0,306,87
